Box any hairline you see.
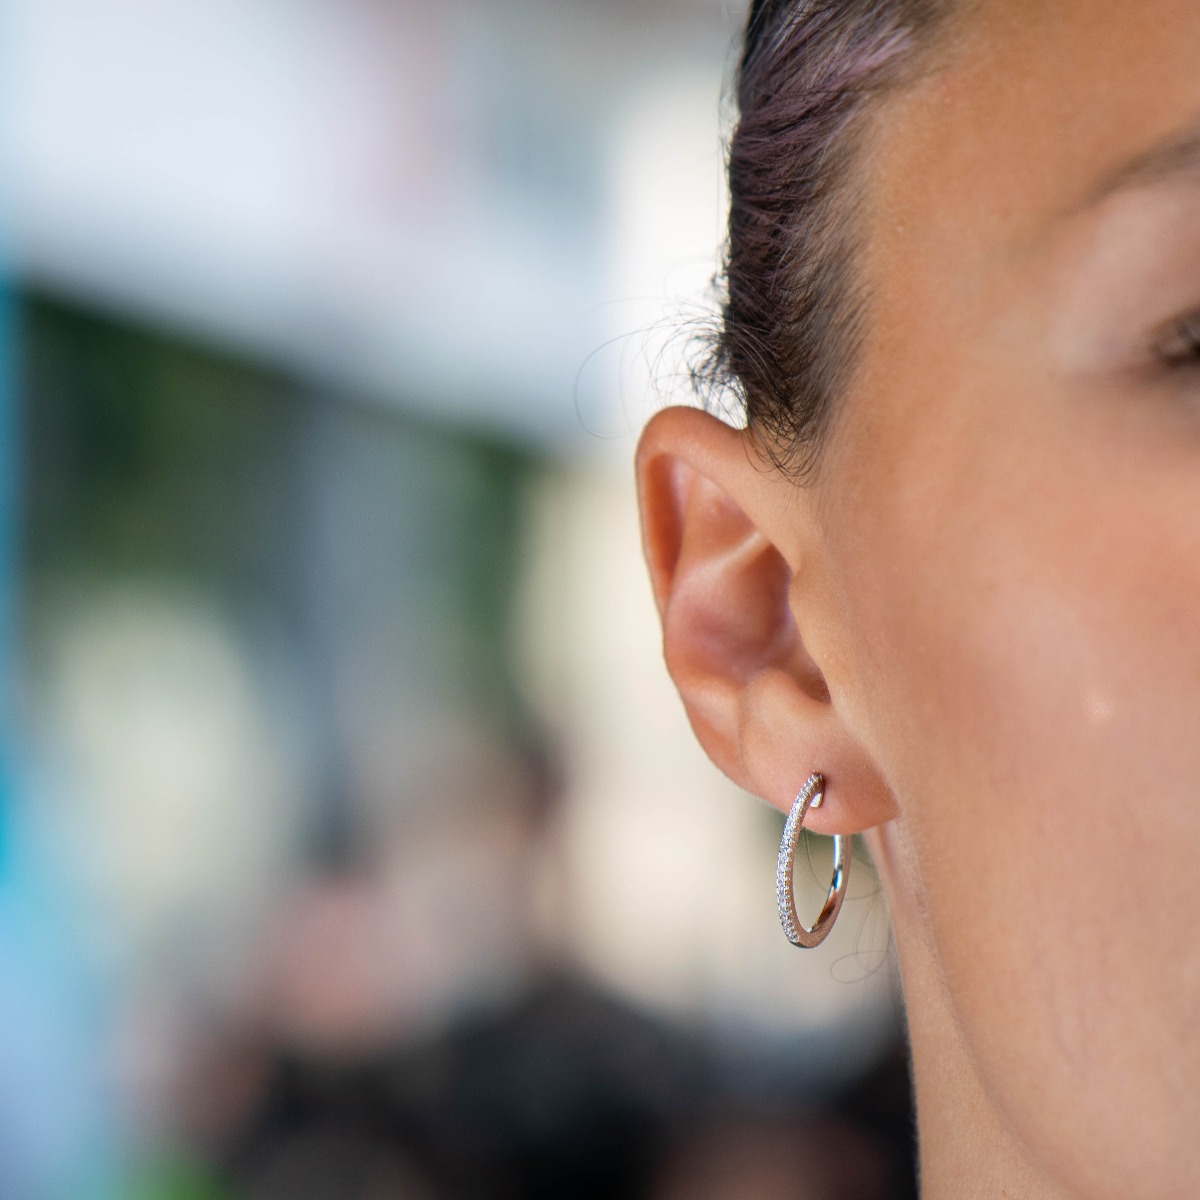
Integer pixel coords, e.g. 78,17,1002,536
744,8,962,486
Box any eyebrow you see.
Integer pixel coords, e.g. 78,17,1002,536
1080,118,1200,211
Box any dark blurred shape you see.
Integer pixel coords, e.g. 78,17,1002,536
652,1116,890,1200
217,977,916,1200
240,1131,444,1200
222,977,697,1200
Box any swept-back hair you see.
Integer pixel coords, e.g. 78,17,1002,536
698,0,948,476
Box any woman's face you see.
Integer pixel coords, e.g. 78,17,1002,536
824,0,1200,1189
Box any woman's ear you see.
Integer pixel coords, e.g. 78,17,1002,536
635,405,895,835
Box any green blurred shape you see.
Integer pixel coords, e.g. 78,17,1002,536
122,1156,236,1200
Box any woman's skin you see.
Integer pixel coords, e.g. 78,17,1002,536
637,3,1200,1198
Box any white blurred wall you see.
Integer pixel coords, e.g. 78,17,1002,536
4,0,739,449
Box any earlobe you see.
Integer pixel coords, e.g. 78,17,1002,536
635,405,897,836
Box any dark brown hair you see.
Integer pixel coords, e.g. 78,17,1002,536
700,0,948,476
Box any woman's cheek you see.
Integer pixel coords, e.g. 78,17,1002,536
867,446,1200,1170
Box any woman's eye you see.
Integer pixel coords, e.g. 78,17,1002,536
1156,312,1200,368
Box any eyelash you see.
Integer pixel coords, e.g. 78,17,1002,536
1156,312,1200,369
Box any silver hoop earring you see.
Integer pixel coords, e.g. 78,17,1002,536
776,772,849,948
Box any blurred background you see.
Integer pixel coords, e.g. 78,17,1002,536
0,2,913,1197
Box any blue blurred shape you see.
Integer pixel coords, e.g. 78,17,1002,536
0,223,116,1198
